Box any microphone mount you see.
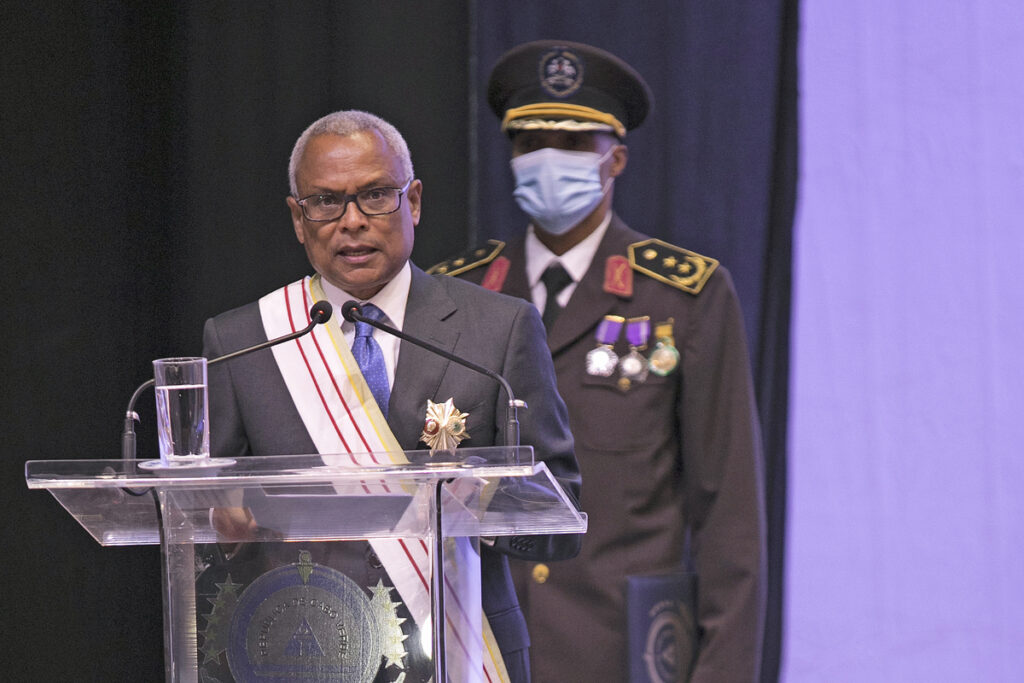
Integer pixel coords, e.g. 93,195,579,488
342,301,526,448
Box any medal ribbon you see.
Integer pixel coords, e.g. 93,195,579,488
259,276,508,683
625,316,651,348
595,315,625,345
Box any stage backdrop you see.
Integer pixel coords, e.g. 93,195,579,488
785,1,1024,680
0,2,794,680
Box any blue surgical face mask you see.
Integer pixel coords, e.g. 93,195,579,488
510,147,614,235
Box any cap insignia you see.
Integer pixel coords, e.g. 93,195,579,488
627,238,719,295
539,47,584,98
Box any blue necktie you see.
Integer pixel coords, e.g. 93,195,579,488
351,303,391,417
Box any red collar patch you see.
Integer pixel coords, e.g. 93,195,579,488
482,256,510,292
603,255,633,297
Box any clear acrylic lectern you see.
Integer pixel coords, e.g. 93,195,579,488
26,446,586,682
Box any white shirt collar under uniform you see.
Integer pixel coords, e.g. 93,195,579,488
524,210,613,313
319,261,411,388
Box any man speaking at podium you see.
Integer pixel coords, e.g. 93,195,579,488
201,109,581,682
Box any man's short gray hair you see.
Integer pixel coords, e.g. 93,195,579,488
288,110,415,197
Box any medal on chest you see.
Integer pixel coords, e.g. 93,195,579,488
648,319,680,376
585,315,624,377
619,316,651,384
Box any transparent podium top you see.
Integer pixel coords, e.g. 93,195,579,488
26,446,587,546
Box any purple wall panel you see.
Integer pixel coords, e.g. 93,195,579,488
786,1,1024,680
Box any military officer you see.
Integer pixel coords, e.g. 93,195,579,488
430,41,766,682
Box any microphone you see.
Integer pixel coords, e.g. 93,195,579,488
207,300,332,367
341,300,526,447
121,300,333,461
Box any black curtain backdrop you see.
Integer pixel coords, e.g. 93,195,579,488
1,2,794,680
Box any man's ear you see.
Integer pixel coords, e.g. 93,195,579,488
406,179,423,226
610,144,629,178
286,196,305,244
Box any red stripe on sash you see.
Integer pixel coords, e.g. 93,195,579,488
397,537,482,670
282,287,377,495
399,538,430,592
306,315,382,463
288,284,392,472
282,280,356,461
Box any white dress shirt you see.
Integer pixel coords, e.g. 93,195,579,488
524,210,613,316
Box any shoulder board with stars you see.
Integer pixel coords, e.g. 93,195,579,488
426,239,506,276
627,238,719,295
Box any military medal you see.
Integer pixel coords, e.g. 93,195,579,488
648,319,680,376
619,316,651,383
421,398,470,451
586,315,624,376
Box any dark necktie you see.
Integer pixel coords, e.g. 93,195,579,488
541,262,573,330
351,303,391,417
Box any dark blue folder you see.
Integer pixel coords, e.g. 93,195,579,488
626,571,698,683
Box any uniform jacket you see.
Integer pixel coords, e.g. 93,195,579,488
444,216,766,682
202,264,582,682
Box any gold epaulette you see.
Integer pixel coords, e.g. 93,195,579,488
426,239,506,276
627,238,719,295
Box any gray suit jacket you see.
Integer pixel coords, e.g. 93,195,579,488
201,264,582,672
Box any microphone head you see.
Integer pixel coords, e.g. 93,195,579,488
309,300,333,324
341,300,362,323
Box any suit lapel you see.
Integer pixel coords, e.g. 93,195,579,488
388,266,459,449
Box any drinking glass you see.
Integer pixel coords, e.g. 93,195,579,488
153,357,210,465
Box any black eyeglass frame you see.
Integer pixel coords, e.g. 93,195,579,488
294,178,413,222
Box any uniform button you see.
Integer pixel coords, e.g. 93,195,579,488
532,563,550,584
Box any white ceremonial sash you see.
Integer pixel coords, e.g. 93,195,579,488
258,276,508,683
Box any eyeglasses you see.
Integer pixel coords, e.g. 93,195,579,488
295,179,413,222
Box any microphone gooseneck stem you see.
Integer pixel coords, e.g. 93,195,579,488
344,302,524,448
206,318,320,368
120,322,314,460
121,301,333,462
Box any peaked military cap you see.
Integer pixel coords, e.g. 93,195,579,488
487,40,653,139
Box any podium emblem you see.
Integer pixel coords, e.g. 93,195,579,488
200,550,408,681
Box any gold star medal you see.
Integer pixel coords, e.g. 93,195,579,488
618,316,651,383
421,398,470,451
586,315,624,377
648,319,680,376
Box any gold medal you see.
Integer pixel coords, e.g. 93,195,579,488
421,398,470,451
648,319,679,376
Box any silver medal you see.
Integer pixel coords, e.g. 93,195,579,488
586,345,619,377
619,349,650,382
